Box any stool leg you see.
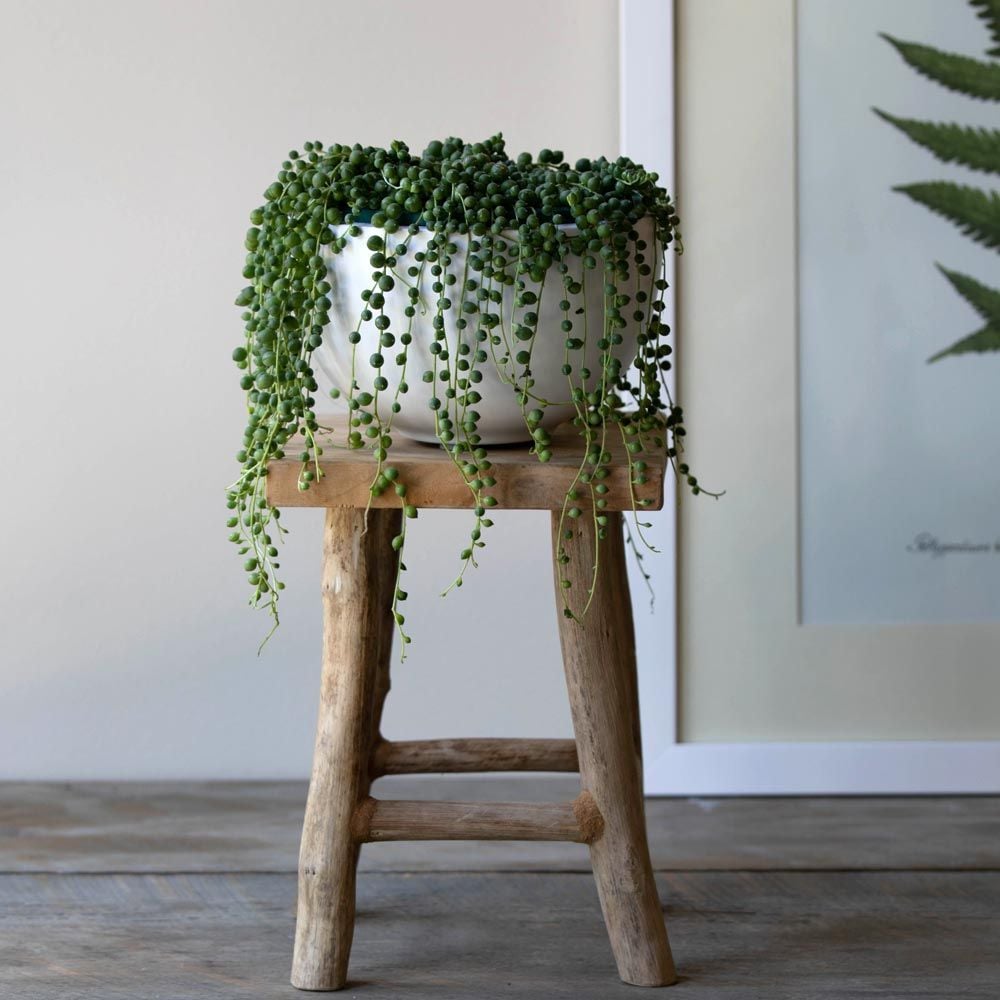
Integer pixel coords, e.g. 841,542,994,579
292,506,401,991
551,511,677,987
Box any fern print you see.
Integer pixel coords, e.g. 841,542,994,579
876,0,1000,362
873,111,1000,174
894,182,1000,249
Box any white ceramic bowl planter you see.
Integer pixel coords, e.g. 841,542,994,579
315,217,660,445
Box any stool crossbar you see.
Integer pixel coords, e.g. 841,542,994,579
267,423,676,991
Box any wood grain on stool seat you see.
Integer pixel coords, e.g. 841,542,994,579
266,419,664,511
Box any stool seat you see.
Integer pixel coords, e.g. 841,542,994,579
272,420,677,991
266,419,665,511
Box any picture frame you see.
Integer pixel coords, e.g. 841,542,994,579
624,0,1000,794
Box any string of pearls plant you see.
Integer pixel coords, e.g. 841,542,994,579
228,134,716,649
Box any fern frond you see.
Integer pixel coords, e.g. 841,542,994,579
971,0,1000,58
873,110,1000,175
880,33,1000,100
928,323,1000,361
894,181,1000,249
935,263,1000,322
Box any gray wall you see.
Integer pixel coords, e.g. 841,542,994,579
0,0,619,779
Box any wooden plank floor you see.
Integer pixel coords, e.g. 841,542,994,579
2,780,999,998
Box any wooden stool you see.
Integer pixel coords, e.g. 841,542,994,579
267,423,676,991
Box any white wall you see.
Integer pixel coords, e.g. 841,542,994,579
0,0,619,779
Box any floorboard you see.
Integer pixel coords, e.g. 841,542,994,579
2,871,998,999
3,782,999,998
3,779,997,873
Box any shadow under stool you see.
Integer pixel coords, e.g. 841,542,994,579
266,422,676,991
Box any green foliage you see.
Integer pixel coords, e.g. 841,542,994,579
877,3,1000,363
879,34,1000,100
228,134,713,645
971,0,1000,57
928,323,1000,360
936,262,1000,320
928,265,1000,360
873,110,1000,174
893,182,1000,249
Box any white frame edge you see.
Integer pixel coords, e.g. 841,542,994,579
619,0,680,767
619,0,1000,795
641,739,1000,796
